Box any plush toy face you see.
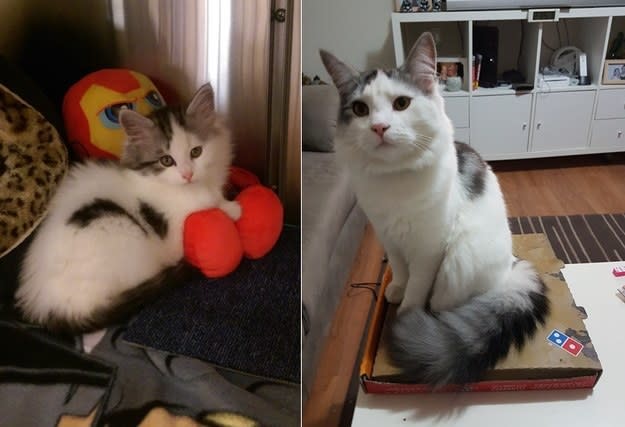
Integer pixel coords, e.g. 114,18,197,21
63,69,165,159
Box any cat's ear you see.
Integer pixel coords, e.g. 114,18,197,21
320,50,359,99
119,109,155,143
186,83,217,138
187,83,215,117
401,32,437,94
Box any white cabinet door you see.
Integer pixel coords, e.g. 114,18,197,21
532,91,595,152
590,119,625,149
445,97,469,128
470,94,532,157
445,97,470,144
596,89,625,119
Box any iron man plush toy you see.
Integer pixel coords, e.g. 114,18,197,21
63,68,165,159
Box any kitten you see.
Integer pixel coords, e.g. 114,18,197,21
321,33,549,386
16,83,240,333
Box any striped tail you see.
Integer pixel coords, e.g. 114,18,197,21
388,260,550,386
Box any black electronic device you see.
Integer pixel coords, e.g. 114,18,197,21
473,26,499,88
528,9,560,21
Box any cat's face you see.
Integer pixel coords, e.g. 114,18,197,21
119,84,232,186
321,33,449,168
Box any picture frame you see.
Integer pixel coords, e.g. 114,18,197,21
603,59,625,85
435,57,467,92
436,57,467,88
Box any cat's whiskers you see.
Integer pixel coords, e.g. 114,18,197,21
406,135,432,152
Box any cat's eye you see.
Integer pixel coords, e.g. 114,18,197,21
352,101,369,117
393,96,411,111
160,155,175,167
190,146,203,158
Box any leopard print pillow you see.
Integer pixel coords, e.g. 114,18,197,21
0,83,68,257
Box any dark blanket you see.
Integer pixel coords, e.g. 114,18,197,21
0,321,297,426
125,225,301,384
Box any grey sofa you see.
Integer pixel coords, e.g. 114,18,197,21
301,84,367,403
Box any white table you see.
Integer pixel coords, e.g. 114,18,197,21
351,262,625,427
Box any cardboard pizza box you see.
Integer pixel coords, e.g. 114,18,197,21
360,233,603,393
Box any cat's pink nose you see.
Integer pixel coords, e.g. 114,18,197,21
182,172,193,182
371,123,390,137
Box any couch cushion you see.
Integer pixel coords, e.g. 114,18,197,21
302,85,339,152
302,153,354,304
0,83,68,258
301,151,367,400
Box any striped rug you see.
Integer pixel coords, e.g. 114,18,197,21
509,214,625,264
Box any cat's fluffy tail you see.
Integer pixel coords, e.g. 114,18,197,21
28,262,192,334
388,260,549,386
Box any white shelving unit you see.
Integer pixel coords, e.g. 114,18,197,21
391,7,625,160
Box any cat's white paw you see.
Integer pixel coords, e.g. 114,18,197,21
384,281,405,304
221,200,242,221
195,192,218,210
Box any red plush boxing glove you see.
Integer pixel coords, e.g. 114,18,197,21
183,209,243,278
235,185,283,259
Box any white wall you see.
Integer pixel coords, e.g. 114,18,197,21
302,0,397,82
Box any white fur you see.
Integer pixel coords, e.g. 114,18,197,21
16,121,236,326
334,73,519,314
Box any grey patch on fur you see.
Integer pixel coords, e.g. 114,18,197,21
362,70,378,86
385,67,432,93
127,159,166,175
386,66,429,91
121,104,216,174
150,106,186,141
335,69,396,125
68,198,148,236
383,68,398,79
120,108,178,172
335,70,374,125
389,266,549,386
455,141,487,200
320,50,385,125
139,200,168,239
120,118,169,175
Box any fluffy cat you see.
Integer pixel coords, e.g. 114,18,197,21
16,83,240,333
321,33,549,385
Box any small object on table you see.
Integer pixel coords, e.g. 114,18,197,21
612,265,625,277
617,285,625,302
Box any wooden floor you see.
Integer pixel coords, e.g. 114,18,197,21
493,153,625,216
302,152,625,427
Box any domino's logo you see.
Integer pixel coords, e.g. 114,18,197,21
547,329,583,357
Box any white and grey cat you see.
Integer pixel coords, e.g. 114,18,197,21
321,33,549,385
16,83,240,333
